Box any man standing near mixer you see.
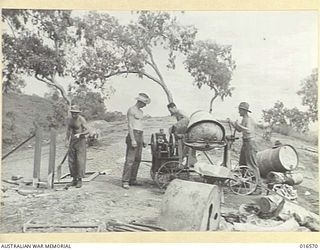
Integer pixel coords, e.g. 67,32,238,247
228,102,260,176
167,102,198,167
122,93,151,189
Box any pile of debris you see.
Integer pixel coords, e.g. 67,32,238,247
217,141,319,232
220,197,320,232
222,141,318,231
257,141,304,204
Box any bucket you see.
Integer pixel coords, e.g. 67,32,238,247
185,111,225,150
256,145,299,177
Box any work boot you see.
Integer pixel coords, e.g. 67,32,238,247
76,178,82,188
122,183,130,189
129,180,141,186
68,178,77,187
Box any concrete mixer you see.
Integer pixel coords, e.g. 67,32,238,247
149,110,260,195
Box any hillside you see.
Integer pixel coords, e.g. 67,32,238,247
2,93,55,149
1,93,127,152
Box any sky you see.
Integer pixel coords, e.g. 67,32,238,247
22,11,318,127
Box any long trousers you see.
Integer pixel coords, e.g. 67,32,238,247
122,130,143,184
239,138,258,171
68,137,86,179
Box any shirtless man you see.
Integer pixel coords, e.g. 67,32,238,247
228,102,259,172
65,105,89,188
167,102,188,122
121,93,151,189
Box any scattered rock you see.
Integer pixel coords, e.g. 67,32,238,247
106,200,116,206
1,186,8,193
305,191,311,196
22,179,33,185
11,175,23,181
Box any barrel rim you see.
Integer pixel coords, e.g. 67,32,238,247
278,144,299,169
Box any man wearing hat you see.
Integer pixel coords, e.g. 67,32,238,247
122,93,151,189
228,102,259,175
65,105,89,188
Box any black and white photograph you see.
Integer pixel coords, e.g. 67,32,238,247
1,8,319,235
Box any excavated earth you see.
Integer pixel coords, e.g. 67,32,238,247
0,117,318,233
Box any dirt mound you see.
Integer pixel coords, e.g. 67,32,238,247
2,93,54,149
88,120,110,130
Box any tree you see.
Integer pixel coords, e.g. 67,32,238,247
2,9,75,104
262,101,288,127
2,69,26,94
297,68,318,122
185,40,236,112
72,88,108,120
262,69,318,138
285,107,310,132
3,10,236,107
72,11,236,105
262,101,311,135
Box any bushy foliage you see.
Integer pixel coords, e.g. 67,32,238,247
185,40,236,102
2,9,74,104
297,68,318,122
3,10,236,106
45,88,111,125
262,69,318,139
2,111,17,144
72,89,107,120
262,101,310,133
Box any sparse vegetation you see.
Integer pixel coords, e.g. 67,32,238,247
2,93,126,149
261,69,318,141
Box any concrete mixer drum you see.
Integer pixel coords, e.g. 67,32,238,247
184,111,226,151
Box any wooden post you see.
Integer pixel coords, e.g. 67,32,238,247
33,128,42,188
47,129,56,189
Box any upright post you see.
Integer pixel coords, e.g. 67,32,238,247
47,128,56,188
33,128,42,188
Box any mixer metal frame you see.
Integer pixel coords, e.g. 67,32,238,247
149,122,260,195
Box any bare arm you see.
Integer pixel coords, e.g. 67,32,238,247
65,117,71,146
79,116,90,137
127,108,136,145
234,121,249,132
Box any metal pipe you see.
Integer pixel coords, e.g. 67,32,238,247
2,134,35,160
202,151,214,165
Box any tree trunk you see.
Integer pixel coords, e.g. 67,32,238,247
51,75,71,106
159,81,173,103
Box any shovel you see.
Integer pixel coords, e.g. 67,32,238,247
57,137,71,181
56,151,68,182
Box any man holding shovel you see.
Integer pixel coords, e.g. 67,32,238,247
65,105,89,188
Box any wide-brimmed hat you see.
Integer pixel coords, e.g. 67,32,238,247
136,93,151,104
69,105,81,113
238,102,251,113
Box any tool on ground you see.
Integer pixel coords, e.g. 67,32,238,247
2,134,35,160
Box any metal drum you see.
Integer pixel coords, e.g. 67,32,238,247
257,144,299,177
185,110,226,151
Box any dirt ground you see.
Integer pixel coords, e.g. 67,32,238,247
0,117,319,233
